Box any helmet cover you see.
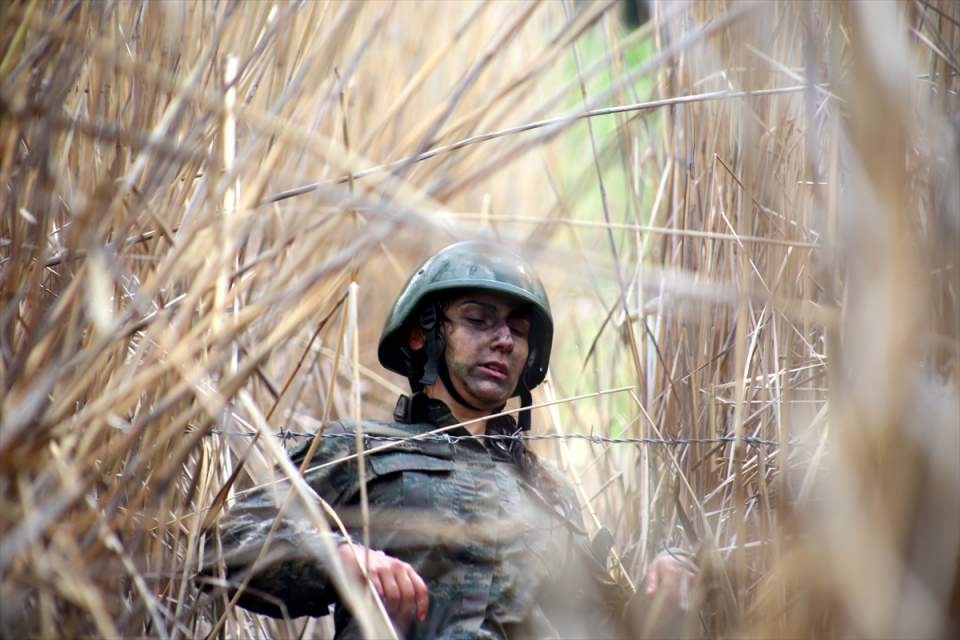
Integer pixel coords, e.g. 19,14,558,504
378,240,553,394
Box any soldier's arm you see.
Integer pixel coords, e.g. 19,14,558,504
204,430,357,618
206,428,429,622
533,466,696,634
642,548,698,607
334,543,429,623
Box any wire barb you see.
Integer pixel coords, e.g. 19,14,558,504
200,429,780,447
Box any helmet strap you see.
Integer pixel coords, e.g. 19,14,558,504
438,356,485,412
416,302,525,421
401,344,421,391
418,302,485,413
417,305,442,387
517,386,532,431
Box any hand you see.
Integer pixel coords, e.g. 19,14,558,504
643,550,697,610
337,543,429,623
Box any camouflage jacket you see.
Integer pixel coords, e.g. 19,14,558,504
215,394,627,639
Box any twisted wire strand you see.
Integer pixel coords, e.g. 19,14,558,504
201,429,780,447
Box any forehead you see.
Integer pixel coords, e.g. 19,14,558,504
445,291,526,314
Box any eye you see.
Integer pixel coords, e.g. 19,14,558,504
508,319,530,338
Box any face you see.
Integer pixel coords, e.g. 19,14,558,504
438,291,531,411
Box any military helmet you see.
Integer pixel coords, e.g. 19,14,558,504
378,240,553,394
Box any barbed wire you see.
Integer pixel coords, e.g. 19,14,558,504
202,428,780,448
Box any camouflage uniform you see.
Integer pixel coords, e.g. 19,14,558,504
217,393,626,639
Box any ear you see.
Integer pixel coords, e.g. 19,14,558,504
406,327,426,351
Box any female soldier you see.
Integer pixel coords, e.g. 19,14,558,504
212,241,693,638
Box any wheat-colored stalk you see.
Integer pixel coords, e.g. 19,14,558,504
1,1,957,638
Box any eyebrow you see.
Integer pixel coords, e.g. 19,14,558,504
458,299,530,320
456,299,499,312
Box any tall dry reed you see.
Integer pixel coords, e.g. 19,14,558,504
1,1,957,638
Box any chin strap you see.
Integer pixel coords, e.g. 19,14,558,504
418,303,486,412
417,305,442,388
414,303,530,422
438,357,485,412
517,386,533,431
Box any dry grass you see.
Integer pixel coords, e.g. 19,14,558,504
1,0,958,638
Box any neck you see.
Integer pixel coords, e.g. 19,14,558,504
423,383,491,436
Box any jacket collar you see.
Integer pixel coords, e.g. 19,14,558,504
393,392,517,434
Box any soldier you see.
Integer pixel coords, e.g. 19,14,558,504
212,241,694,638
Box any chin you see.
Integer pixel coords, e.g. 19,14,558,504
469,388,513,410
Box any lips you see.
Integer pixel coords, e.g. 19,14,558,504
477,361,508,379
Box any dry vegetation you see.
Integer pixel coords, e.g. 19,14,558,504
1,0,958,638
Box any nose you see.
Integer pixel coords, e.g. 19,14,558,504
490,322,514,352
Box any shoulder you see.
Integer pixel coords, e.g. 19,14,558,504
523,455,585,529
285,420,362,466
537,458,576,497
286,418,442,465
323,418,421,436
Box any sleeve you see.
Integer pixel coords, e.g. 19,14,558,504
538,469,698,638
206,426,360,619
532,465,634,638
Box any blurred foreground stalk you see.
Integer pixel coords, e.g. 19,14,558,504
0,1,958,638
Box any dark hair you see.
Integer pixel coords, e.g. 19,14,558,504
486,418,579,523
409,297,576,517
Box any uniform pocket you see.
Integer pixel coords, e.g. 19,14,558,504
363,445,456,511
367,451,455,476
363,447,459,543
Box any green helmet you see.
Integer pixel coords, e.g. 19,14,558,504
378,240,553,394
